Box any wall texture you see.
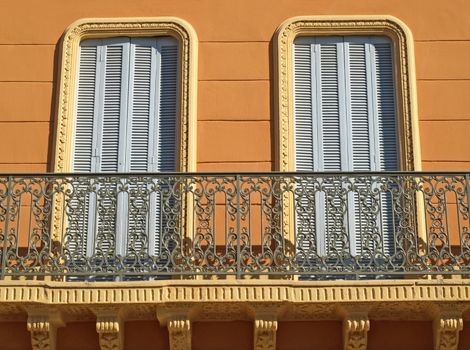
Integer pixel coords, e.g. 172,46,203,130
0,0,469,173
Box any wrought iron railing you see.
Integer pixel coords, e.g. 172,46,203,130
0,172,469,279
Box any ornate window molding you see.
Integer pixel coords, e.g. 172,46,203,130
53,17,198,173
274,15,421,172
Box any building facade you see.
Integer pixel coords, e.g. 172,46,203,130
0,0,470,349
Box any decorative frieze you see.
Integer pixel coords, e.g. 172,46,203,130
0,281,468,326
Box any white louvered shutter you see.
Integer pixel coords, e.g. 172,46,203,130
71,37,179,262
293,36,399,259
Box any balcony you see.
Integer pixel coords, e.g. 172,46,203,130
0,172,469,279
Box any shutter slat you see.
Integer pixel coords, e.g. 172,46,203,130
346,41,372,255
126,40,157,256
70,45,99,263
348,42,370,172
100,45,124,173
293,43,314,171
151,41,179,257
319,43,342,172
372,41,399,256
157,43,178,172
374,42,399,171
73,46,97,173
129,44,153,172
293,42,317,257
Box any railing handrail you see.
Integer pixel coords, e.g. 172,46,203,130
0,171,468,177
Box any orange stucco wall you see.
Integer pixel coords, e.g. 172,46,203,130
192,321,253,350
56,322,100,350
0,322,33,350
277,321,342,350
0,319,450,349
0,0,469,173
368,321,434,350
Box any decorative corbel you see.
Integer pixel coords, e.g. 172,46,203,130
249,303,282,350
434,308,463,350
94,308,125,350
27,309,64,350
168,319,191,350
157,305,192,350
338,305,370,350
254,319,278,350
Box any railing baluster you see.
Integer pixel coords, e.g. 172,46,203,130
466,174,470,229
236,174,241,279
1,176,13,280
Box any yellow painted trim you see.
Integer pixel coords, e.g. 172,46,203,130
0,280,469,322
53,17,198,173
274,15,421,172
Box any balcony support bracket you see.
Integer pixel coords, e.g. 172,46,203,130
158,306,192,350
251,304,282,350
433,307,463,350
254,319,278,350
339,305,370,350
167,319,191,350
27,308,64,350
95,307,125,350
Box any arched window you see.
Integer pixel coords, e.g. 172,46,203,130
52,18,197,263
275,16,421,258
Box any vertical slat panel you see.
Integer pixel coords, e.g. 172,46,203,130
374,42,399,171
129,43,153,172
318,42,342,172
371,40,399,256
317,40,347,256
347,41,372,256
156,41,178,173
94,42,128,261
70,45,99,262
348,42,371,172
126,39,156,258
73,46,97,173
153,39,179,258
100,44,125,173
293,41,316,258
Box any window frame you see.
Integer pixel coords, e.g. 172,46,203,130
274,15,421,173
53,17,198,174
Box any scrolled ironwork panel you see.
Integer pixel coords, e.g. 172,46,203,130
0,172,468,279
